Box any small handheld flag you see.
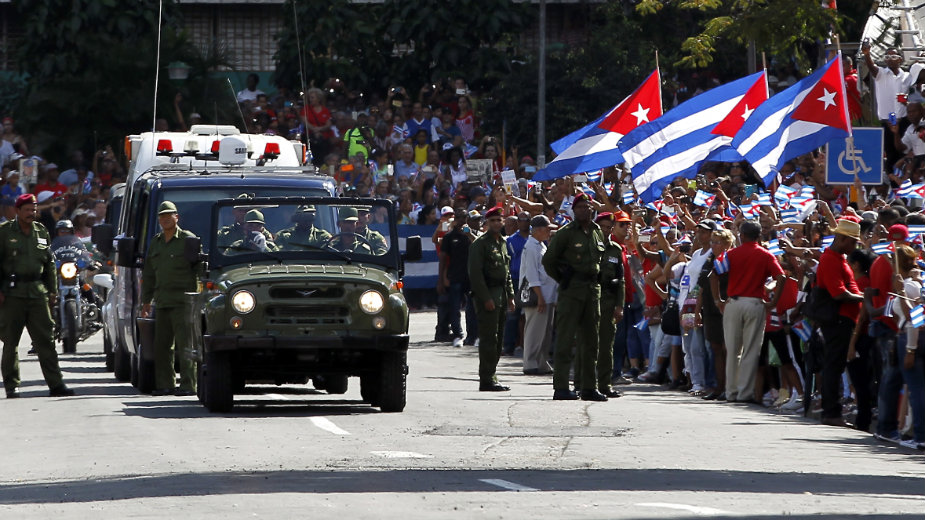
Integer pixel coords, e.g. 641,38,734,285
714,252,730,275
910,304,925,328
767,239,784,256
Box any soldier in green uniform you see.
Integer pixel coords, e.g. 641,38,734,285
216,193,272,250
356,207,388,254
0,194,74,398
594,211,628,399
542,192,607,401
467,205,514,391
329,208,375,253
141,201,201,396
228,210,279,252
276,205,331,251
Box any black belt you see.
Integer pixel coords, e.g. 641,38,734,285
7,274,41,283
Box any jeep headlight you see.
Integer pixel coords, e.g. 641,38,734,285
359,290,384,314
231,290,256,314
59,262,78,279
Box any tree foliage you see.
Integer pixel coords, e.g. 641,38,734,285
274,0,530,95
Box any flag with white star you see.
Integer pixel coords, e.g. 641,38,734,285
732,55,852,186
533,69,662,182
618,70,767,203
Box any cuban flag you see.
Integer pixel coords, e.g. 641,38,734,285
740,202,761,219
871,241,895,255
534,69,662,181
774,184,798,208
800,185,816,199
586,170,602,183
646,200,664,213
898,181,925,199
604,182,616,195
756,193,774,206
780,208,801,223
693,189,716,207
767,239,784,256
792,320,812,342
622,189,637,206
634,317,649,331
714,252,730,274
579,183,597,197
884,295,895,318
621,71,768,202
732,56,852,185
910,304,925,328
554,213,572,226
908,225,925,239
821,235,834,251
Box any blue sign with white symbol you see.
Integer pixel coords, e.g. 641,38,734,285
825,127,883,185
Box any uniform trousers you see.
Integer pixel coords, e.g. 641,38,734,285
553,287,600,391
1,295,64,391
154,306,197,391
475,296,506,385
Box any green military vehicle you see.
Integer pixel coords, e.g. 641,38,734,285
183,196,421,413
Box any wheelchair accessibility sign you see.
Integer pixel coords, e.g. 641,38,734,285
825,127,883,185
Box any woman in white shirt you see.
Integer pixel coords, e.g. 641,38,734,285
520,215,558,375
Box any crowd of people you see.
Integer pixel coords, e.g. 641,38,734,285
4,56,925,452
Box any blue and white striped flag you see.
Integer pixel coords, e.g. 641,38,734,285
821,235,834,250
800,185,816,198
756,193,774,206
714,252,730,274
586,170,602,182
792,320,812,342
634,317,649,331
906,301,925,325
908,225,925,239
693,190,716,207
780,208,801,223
622,189,637,205
774,184,798,207
767,239,784,256
871,242,894,255
884,295,895,318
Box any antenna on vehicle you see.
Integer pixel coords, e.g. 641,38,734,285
291,2,310,130
227,78,250,132
151,0,165,162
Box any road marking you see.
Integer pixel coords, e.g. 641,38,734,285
370,451,433,459
635,502,731,516
479,479,538,492
310,417,350,435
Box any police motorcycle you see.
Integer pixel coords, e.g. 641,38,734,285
52,220,103,353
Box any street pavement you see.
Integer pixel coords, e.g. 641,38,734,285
0,311,922,519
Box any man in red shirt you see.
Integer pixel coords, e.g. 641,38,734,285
816,219,863,427
32,163,68,198
716,222,785,404
865,222,908,439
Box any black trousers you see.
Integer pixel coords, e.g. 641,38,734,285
847,333,875,432
821,316,853,419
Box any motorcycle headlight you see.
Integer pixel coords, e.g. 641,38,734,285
359,290,384,314
231,290,256,314
59,262,78,279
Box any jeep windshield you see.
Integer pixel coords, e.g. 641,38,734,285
210,197,399,269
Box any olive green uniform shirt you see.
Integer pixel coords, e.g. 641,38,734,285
541,220,605,296
358,226,388,255
467,232,514,305
276,225,332,250
141,227,199,309
216,223,272,250
0,219,56,299
599,236,626,307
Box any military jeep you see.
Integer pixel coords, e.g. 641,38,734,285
186,196,421,413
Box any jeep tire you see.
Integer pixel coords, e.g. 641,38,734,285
378,351,407,413
324,375,348,395
202,351,234,413
137,342,156,394
113,343,131,382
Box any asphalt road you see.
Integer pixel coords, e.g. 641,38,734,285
0,311,922,519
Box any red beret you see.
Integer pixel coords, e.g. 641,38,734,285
484,205,504,219
595,212,614,224
15,193,36,208
573,192,592,206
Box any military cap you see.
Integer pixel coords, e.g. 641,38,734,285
338,207,359,221
296,204,316,213
595,212,614,224
244,209,265,224
484,205,504,219
157,201,178,214
573,192,592,207
357,207,371,214
15,193,36,208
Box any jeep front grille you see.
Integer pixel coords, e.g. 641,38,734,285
268,287,345,300
265,305,349,325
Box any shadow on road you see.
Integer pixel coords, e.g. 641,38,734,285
0,467,920,506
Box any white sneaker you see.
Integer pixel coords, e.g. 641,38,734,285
452,337,463,348
898,438,924,450
474,339,480,348
781,394,803,411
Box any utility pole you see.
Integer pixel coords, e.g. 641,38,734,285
537,0,547,169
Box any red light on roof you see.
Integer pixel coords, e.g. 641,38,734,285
211,140,220,154
264,143,280,157
156,139,172,154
